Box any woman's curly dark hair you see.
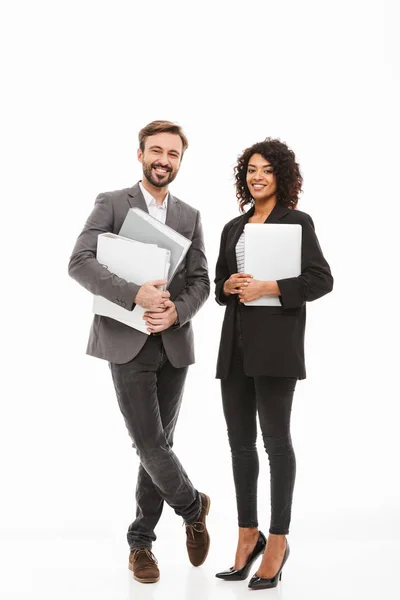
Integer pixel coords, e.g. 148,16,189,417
234,138,303,212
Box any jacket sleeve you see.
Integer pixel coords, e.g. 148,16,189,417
214,222,233,306
68,193,140,310
277,215,333,309
173,210,210,327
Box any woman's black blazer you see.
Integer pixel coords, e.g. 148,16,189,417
215,203,333,380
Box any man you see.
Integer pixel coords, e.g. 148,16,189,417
68,120,210,584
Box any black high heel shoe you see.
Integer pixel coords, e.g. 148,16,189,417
248,539,290,590
215,531,266,581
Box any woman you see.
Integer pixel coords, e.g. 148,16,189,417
214,139,333,590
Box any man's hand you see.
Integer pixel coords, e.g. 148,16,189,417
134,280,170,311
143,299,178,333
238,280,280,303
223,273,253,296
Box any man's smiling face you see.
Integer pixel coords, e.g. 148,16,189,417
138,132,183,188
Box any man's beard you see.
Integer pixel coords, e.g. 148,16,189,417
143,161,177,188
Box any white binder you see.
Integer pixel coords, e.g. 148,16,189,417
119,208,191,283
244,223,302,306
93,233,170,334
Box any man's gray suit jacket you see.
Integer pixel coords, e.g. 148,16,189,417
68,183,210,366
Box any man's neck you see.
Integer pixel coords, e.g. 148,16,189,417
141,177,168,205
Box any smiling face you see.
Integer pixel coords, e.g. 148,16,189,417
138,132,183,188
246,153,277,203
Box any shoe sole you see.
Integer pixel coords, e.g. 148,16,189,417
133,574,160,583
193,494,211,567
129,562,160,583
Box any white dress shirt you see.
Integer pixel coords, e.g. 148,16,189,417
139,182,168,224
138,182,179,327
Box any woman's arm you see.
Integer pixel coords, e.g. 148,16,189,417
277,214,333,308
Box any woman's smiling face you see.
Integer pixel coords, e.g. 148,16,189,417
246,153,277,202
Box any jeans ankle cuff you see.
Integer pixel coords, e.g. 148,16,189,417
269,528,289,535
184,494,202,524
239,522,258,528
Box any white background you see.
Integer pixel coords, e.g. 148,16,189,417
1,1,399,598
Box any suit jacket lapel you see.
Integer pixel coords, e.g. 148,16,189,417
264,202,290,223
165,193,181,232
127,182,181,232
127,182,149,213
226,206,254,273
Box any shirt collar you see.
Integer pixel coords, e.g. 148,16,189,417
139,181,168,210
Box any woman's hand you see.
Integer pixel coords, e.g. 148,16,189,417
223,273,253,296
238,280,280,303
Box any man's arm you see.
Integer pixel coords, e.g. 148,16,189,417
68,193,141,310
173,210,210,327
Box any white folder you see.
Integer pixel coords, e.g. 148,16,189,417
244,223,302,306
119,208,191,283
93,233,170,334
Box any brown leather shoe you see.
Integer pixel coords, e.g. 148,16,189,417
185,492,211,566
128,548,160,583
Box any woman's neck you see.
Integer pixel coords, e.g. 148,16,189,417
253,197,277,219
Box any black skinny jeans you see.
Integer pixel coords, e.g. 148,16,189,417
221,312,297,535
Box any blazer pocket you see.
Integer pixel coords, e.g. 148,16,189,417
254,306,301,316
276,307,302,316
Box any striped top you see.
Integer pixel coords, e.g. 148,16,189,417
235,231,245,273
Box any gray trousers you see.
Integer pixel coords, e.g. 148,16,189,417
109,335,201,549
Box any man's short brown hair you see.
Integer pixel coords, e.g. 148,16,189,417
138,120,189,155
